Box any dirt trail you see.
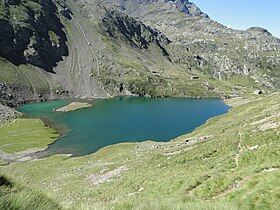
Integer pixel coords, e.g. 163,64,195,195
235,130,243,168
212,167,280,199
211,120,280,199
235,121,247,168
69,41,78,86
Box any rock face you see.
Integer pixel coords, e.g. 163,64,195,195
0,103,21,122
101,8,170,55
246,27,272,37
0,0,180,104
0,0,68,72
0,82,35,107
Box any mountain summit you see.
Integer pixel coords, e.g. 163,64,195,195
104,0,208,18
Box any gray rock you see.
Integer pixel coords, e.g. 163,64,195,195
254,90,263,95
0,103,21,122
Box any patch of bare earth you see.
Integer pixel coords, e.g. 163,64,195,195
88,165,128,185
0,148,45,163
251,114,280,125
259,122,279,131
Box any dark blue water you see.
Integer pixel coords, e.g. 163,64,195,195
17,97,229,156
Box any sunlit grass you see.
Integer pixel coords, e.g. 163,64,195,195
0,118,58,153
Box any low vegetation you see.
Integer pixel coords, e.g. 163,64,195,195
0,93,279,209
0,175,62,210
0,58,60,97
0,118,58,154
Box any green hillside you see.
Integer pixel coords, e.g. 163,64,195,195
1,94,280,209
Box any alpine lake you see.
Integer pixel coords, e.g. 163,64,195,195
17,97,230,157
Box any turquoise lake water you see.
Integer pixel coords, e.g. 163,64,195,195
17,97,230,157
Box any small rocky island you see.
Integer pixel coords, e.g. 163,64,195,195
55,102,92,112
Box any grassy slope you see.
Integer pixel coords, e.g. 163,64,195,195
0,58,56,96
0,118,59,153
0,117,61,209
0,93,279,209
0,175,62,210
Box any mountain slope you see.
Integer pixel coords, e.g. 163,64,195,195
51,0,245,99
0,0,245,106
1,0,279,107
105,0,280,90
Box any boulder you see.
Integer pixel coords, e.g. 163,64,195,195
253,90,263,95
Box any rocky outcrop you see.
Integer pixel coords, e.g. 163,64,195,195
104,0,208,18
0,0,68,72
101,8,170,56
0,103,21,122
0,82,34,106
246,27,272,37
171,0,208,17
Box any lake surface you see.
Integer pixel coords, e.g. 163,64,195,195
17,97,230,157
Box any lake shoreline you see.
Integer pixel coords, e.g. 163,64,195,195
11,96,230,159
1,95,236,164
